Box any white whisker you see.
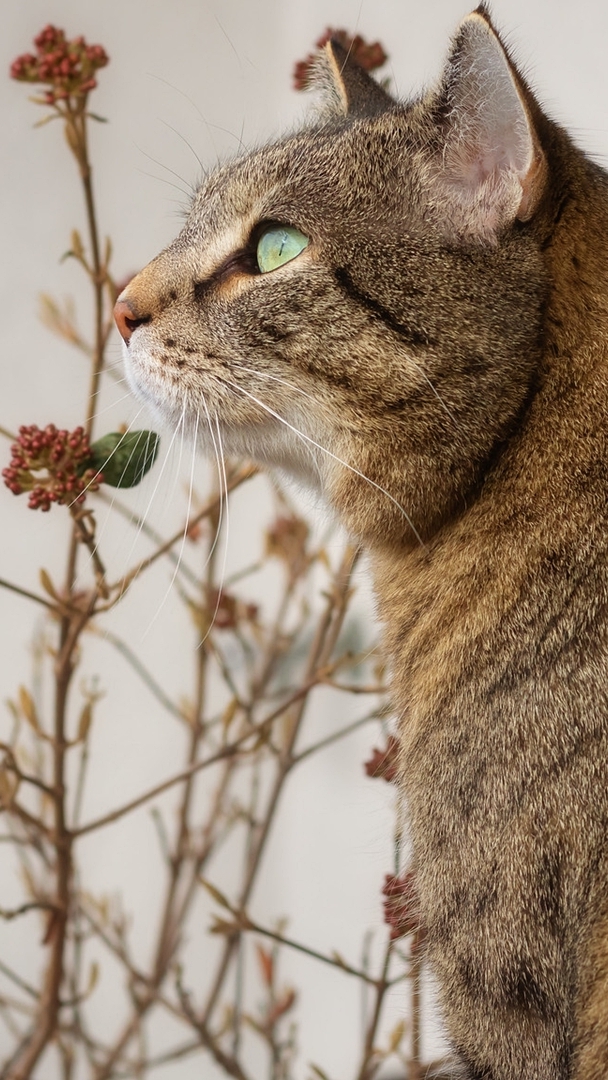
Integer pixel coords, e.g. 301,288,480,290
232,365,324,487
198,412,232,649
86,388,142,421
117,405,188,583
73,405,147,510
146,410,201,632
72,404,154,586
198,392,228,576
238,348,458,430
218,375,424,547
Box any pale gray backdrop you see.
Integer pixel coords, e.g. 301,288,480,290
1,1,606,1077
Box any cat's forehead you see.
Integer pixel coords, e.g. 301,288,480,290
181,109,425,250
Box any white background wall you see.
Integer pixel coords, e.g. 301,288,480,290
1,1,608,1077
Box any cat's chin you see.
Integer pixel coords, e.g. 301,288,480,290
194,422,327,494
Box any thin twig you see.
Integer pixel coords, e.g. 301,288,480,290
0,962,38,1001
356,937,394,1080
229,914,382,987
200,544,361,1027
89,626,185,721
291,708,381,766
103,465,256,604
0,577,55,612
73,732,256,839
0,902,57,922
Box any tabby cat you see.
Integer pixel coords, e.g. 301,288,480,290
114,7,608,1078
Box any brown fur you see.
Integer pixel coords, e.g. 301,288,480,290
115,8,608,1077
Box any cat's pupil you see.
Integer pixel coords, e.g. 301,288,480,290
256,225,309,274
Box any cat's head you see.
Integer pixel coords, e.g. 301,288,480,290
115,8,550,550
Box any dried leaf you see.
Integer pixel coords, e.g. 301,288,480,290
32,109,59,125
38,294,81,346
39,568,60,602
5,698,19,723
0,768,19,808
266,987,296,1026
210,917,239,936
20,864,37,900
221,697,239,732
198,878,233,911
87,961,99,993
18,686,41,734
71,229,84,259
76,701,93,743
388,1018,407,1053
255,943,274,988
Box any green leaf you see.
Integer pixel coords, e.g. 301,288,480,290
87,430,160,488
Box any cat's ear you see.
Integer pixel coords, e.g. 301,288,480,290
313,40,395,118
433,8,546,240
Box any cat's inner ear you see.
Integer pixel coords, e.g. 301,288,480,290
313,39,395,118
434,10,546,239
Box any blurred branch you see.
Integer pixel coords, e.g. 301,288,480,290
0,577,56,613
102,464,256,605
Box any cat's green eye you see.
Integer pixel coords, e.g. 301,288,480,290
256,225,309,274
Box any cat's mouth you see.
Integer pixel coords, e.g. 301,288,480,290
118,323,330,491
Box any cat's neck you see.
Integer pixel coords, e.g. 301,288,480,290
536,127,608,357
369,132,608,661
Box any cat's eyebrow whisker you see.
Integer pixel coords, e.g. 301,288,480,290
135,144,195,194
135,167,193,204
159,118,206,175
220,375,425,548
145,71,246,156
212,14,243,74
340,0,365,73
134,144,194,201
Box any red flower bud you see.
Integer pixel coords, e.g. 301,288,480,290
364,734,400,783
382,871,421,940
3,423,103,511
10,25,109,105
293,27,388,91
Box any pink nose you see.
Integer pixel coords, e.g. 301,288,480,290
114,299,147,343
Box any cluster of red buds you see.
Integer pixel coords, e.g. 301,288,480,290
382,871,421,941
10,25,108,106
3,425,102,511
293,28,388,91
265,514,309,574
364,733,400,783
208,587,258,631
